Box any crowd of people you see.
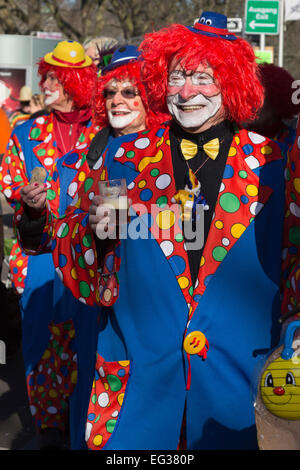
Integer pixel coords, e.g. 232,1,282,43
0,10,299,451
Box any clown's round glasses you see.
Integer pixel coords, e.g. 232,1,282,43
168,70,214,87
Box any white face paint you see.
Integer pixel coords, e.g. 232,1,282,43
107,110,140,129
44,90,60,106
167,92,222,130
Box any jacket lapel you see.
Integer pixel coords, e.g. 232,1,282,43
114,127,284,312
113,126,193,305
189,129,284,318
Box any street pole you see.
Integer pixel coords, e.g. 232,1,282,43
260,33,265,51
278,0,284,67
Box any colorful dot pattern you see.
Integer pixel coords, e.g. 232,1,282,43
51,126,284,328
0,113,99,293
26,320,77,432
281,118,300,318
85,354,130,450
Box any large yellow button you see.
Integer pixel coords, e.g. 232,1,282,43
183,331,206,355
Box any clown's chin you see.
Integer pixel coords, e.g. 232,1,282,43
44,90,59,106
108,111,140,129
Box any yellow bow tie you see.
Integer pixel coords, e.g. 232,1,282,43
180,138,220,161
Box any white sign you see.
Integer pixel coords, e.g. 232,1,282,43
285,0,300,20
35,32,63,39
227,18,243,32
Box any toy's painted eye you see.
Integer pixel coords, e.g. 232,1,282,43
286,372,296,385
200,17,206,24
264,372,273,387
206,19,212,25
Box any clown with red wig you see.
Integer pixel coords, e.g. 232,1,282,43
0,40,100,448
4,44,167,450
47,13,300,450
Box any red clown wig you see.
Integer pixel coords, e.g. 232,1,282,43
93,60,169,128
139,24,265,125
37,59,97,109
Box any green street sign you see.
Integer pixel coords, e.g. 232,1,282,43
245,0,280,35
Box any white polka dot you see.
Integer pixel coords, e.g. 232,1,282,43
3,188,12,198
250,201,264,216
36,117,45,125
57,222,67,238
88,191,95,200
222,237,230,246
98,392,109,407
22,267,27,276
98,366,105,377
84,248,95,266
134,137,150,149
61,352,69,360
93,156,103,169
45,134,52,143
115,147,125,158
248,132,266,144
85,422,92,441
3,175,12,185
297,136,300,150
55,267,63,281
44,157,54,166
245,155,260,170
47,406,58,414
76,143,87,150
30,405,37,416
160,240,174,257
290,202,300,218
68,181,78,197
219,182,225,192
128,181,135,190
111,410,119,418
70,50,77,57
156,173,171,190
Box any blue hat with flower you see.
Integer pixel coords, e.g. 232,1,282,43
102,45,141,73
187,11,237,41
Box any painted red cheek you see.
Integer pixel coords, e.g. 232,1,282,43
133,100,139,107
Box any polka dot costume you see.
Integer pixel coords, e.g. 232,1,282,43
281,118,300,318
52,126,284,321
85,355,130,450
0,113,99,292
26,320,77,432
0,112,99,433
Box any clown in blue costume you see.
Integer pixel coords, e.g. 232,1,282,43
49,13,300,450
12,44,166,449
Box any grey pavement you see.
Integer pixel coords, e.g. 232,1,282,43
0,193,38,450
